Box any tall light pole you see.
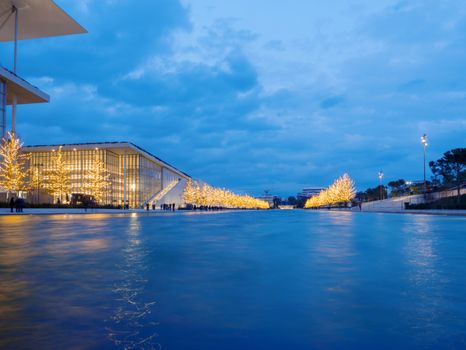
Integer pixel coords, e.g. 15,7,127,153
378,170,384,200
421,134,428,198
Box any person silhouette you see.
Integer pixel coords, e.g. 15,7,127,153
9,197,15,213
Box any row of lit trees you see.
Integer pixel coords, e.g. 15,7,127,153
0,133,110,204
184,180,270,209
305,173,356,208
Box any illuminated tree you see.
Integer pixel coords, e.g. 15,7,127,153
86,151,111,204
0,132,29,196
28,158,43,203
29,164,41,191
305,173,356,208
45,146,70,203
183,179,269,209
183,179,196,204
334,173,356,203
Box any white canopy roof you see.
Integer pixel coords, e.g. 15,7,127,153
0,0,86,42
0,66,49,104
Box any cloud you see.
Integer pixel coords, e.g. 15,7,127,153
320,96,345,109
10,0,466,196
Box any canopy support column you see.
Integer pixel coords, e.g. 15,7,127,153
13,6,18,73
11,6,18,134
123,150,127,209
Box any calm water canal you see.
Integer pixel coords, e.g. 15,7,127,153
0,210,465,349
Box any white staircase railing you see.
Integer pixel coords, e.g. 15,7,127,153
141,179,180,208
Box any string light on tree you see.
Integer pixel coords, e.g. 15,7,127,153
0,132,29,197
305,173,356,208
183,180,269,209
86,150,111,204
44,146,71,203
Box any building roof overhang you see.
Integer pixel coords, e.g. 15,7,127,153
0,66,49,104
0,0,86,42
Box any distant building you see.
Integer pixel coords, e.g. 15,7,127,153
297,187,324,199
256,195,277,207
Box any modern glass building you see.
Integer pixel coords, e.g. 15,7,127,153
23,142,190,208
1,2,192,208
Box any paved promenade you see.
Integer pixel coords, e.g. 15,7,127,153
0,208,169,216
0,207,465,217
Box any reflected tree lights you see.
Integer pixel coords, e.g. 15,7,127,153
106,217,160,349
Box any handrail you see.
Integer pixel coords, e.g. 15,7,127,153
141,179,180,208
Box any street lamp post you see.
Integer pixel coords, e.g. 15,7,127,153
421,134,428,198
378,170,384,200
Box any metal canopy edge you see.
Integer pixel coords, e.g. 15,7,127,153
0,0,87,42
0,66,49,104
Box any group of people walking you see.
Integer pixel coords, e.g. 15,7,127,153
9,197,25,213
145,203,177,211
161,203,176,211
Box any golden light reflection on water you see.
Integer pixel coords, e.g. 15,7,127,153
403,215,437,269
0,214,118,348
313,211,356,260
0,279,30,314
0,232,34,266
310,212,357,307
0,221,34,345
80,238,109,251
106,215,160,349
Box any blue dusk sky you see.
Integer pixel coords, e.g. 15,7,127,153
5,0,466,196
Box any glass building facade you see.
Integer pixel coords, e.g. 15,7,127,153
0,80,5,138
24,142,189,208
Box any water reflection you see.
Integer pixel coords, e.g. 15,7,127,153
1,212,465,349
309,212,357,323
0,215,118,348
403,216,437,268
0,219,34,343
106,215,160,349
312,211,356,261
402,215,445,346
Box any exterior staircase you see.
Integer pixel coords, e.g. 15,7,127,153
141,179,180,208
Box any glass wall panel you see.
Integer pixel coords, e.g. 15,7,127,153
0,80,6,139
27,146,168,208
140,156,162,206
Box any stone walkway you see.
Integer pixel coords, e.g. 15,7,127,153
0,208,170,216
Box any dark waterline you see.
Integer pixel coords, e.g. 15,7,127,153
0,211,465,349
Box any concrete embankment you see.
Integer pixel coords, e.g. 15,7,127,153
353,208,466,216
349,191,466,216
